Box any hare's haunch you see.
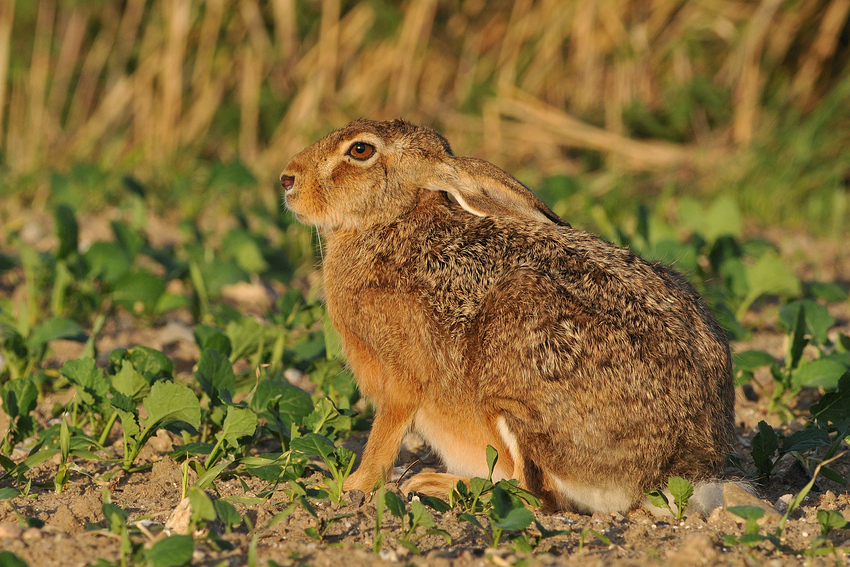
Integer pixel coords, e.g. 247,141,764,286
282,118,734,513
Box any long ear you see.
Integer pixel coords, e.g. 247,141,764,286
425,157,569,226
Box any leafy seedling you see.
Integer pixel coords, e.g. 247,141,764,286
459,483,535,547
508,519,571,553
644,476,694,521
383,491,451,554
0,376,38,453
111,380,201,470
289,432,354,505
749,420,831,483
578,526,612,552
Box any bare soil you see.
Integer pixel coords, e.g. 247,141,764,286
2,228,850,567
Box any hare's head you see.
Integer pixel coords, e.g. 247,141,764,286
281,118,565,232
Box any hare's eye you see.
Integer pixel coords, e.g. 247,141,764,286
347,142,375,160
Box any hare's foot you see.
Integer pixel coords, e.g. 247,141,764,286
401,472,468,500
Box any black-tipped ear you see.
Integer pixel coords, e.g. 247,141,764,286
423,157,569,226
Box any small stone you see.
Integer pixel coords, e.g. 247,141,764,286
164,497,193,535
775,494,793,513
22,527,42,541
723,482,781,524
0,522,23,539
378,548,398,562
284,368,304,385
591,511,609,524
343,489,365,508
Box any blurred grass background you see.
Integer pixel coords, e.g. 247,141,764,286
0,0,848,235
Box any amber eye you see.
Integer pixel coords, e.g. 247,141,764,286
347,142,375,160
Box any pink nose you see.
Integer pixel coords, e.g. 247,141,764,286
280,174,295,190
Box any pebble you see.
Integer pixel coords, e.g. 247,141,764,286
723,482,781,524
0,522,23,539
284,368,304,385
22,527,42,541
343,489,365,508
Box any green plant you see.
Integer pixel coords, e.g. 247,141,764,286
383,491,451,554
644,476,695,521
735,299,850,419
111,380,201,471
0,376,38,453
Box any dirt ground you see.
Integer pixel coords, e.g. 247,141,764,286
2,230,850,567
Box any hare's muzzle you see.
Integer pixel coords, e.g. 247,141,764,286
280,174,295,192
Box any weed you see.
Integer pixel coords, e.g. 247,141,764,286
383,491,451,554
644,477,695,521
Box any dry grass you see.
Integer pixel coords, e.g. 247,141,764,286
0,0,847,185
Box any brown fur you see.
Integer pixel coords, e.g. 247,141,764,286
281,118,735,513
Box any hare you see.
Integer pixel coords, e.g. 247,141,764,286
281,118,735,514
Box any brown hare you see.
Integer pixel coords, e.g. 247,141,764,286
281,118,735,514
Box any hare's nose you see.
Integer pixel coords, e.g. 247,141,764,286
280,174,295,190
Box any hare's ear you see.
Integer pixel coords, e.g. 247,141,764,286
425,157,568,226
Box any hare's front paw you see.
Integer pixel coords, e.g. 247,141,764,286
401,472,467,500
344,469,380,494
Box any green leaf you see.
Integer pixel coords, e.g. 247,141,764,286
643,489,670,510
468,477,493,499
102,501,129,534
144,534,195,567
142,381,201,432
738,252,802,317
215,405,258,449
733,350,775,372
110,220,146,259
781,428,831,453
195,461,229,490
419,495,451,513
54,204,79,260
817,509,848,536
0,551,29,567
193,325,232,357
222,230,268,274
322,316,343,361
111,270,166,313
792,359,849,389
250,380,313,425
195,348,236,404
188,487,217,523
289,432,335,460
84,242,131,284
111,360,151,401
811,374,850,425
214,499,242,531
225,317,267,362
109,346,174,382
668,477,694,508
384,490,406,519
489,484,534,531
751,421,779,478
486,445,499,481
0,487,20,499
60,357,110,407
805,282,848,302
200,261,249,296
27,318,85,351
780,300,835,348
410,498,436,529
496,480,543,508
303,398,351,439
1,376,38,420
